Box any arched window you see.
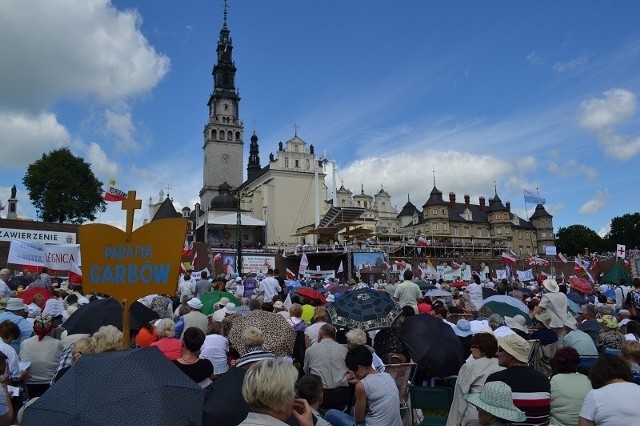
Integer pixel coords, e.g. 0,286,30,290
306,159,310,169
227,131,232,140
235,131,241,140
211,129,217,139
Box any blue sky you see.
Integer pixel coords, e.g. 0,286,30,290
1,0,640,238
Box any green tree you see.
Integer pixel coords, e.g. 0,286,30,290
23,148,106,223
555,224,604,256
606,212,640,250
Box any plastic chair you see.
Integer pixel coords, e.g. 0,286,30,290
409,385,454,426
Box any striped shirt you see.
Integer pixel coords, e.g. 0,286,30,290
486,366,551,426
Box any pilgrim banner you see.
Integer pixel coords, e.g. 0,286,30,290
8,239,80,270
7,239,44,266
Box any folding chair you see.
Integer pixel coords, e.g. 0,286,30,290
383,363,417,411
409,385,454,426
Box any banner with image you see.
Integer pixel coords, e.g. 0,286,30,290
7,239,80,270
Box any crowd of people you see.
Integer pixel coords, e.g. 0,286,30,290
1,263,640,425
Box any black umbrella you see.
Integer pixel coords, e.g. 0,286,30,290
64,298,160,335
129,301,160,331
400,313,464,378
327,288,402,331
414,280,431,290
63,298,122,335
202,368,250,426
21,347,204,426
482,287,498,299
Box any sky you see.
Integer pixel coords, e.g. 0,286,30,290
1,0,640,238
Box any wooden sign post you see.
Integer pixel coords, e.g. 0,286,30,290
79,191,188,349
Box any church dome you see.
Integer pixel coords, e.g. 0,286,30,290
210,182,238,210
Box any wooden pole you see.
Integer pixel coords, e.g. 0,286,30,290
122,299,130,349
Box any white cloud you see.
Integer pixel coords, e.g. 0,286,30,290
553,52,590,73
526,51,540,65
85,142,119,180
338,150,513,210
578,88,636,131
0,0,170,110
104,107,140,152
579,190,609,215
516,156,537,173
578,88,640,160
548,158,598,182
0,112,70,168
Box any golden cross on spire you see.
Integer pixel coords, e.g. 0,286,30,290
121,191,142,242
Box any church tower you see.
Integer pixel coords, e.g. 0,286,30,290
247,131,261,181
200,2,244,210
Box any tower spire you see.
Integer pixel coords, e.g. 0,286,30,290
223,0,228,27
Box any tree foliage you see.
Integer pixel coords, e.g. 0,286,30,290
23,148,106,224
555,224,605,256
605,213,640,250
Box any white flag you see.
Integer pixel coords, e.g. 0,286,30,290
299,253,309,275
337,261,344,273
617,244,626,259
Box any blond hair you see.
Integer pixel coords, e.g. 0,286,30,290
155,318,175,338
72,337,95,364
91,325,123,353
242,358,298,413
242,326,265,347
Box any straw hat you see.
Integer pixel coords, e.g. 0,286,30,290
534,311,552,329
464,381,526,423
504,315,528,334
218,297,230,307
497,333,531,363
542,279,559,293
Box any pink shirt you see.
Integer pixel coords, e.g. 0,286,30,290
151,337,183,361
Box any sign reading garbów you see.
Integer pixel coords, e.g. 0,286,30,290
79,192,188,301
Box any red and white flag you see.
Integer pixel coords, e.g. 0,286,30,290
182,241,194,257
192,250,198,268
382,260,390,270
501,252,517,265
285,268,296,279
213,253,222,263
573,256,583,273
617,244,626,259
557,252,568,263
395,260,407,270
417,236,429,247
103,180,127,202
69,261,82,284
451,261,462,270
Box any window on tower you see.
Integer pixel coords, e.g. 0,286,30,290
235,131,240,140
227,131,232,140
211,130,217,139
295,160,299,168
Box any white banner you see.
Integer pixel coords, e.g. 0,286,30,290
299,253,308,276
7,239,44,266
517,269,534,281
495,269,507,280
0,227,76,244
190,268,210,281
241,256,276,275
8,239,80,270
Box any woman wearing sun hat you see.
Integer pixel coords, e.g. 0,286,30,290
594,314,624,354
464,381,526,425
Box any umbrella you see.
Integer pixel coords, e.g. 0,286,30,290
295,286,326,304
18,287,52,305
482,287,498,299
482,301,532,326
63,298,161,334
483,295,529,312
63,298,122,335
129,301,159,331
569,277,594,295
227,310,297,356
400,313,464,378
21,347,204,426
415,280,430,290
425,289,452,298
451,280,467,288
200,291,241,315
326,288,402,332
567,299,581,314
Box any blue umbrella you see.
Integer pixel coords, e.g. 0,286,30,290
326,288,402,331
22,347,204,426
